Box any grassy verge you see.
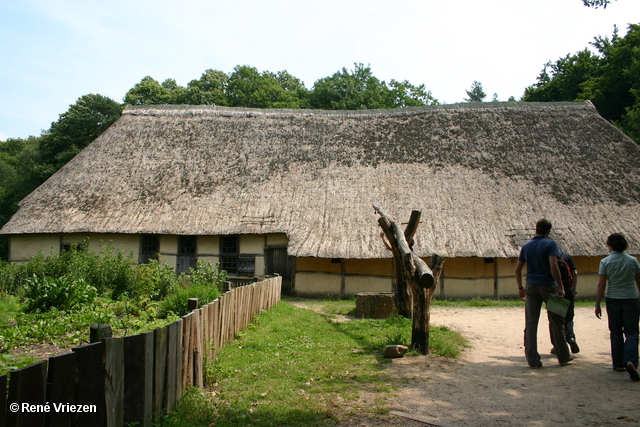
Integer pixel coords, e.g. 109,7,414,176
157,299,467,427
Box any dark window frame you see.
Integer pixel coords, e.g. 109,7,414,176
220,235,239,274
139,234,160,264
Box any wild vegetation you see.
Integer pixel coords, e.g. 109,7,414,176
0,242,227,374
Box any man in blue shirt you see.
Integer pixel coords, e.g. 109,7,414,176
515,219,573,368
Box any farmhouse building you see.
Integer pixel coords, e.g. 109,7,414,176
2,102,640,297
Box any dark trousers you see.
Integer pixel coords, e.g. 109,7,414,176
549,288,576,345
606,298,640,369
564,289,576,341
525,285,571,366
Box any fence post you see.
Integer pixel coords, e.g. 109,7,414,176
73,342,106,426
89,324,112,343
175,318,184,402
103,337,124,427
165,321,179,413
182,313,193,389
123,331,153,427
153,327,168,419
7,361,47,427
0,374,6,427
187,298,199,312
45,352,76,427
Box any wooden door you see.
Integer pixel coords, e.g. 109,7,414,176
265,246,293,293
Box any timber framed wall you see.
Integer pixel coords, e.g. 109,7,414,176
293,256,601,298
0,276,282,427
8,234,603,299
8,233,290,281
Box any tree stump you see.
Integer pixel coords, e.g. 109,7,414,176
355,292,397,319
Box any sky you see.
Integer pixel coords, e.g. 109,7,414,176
0,0,638,141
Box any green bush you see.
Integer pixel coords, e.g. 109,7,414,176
132,259,176,301
22,275,98,313
159,283,223,318
62,243,136,299
189,261,226,291
0,241,138,298
158,262,227,318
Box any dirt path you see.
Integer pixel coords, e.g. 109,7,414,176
385,306,640,427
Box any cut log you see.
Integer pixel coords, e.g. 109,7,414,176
355,292,397,319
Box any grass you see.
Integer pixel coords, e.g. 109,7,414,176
0,294,20,323
156,298,468,427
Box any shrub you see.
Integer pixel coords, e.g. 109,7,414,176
22,275,98,313
189,261,227,292
132,259,176,301
158,262,227,317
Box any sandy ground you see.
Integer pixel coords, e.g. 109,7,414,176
379,306,640,427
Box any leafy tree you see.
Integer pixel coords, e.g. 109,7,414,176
186,69,229,105
523,24,640,142
387,79,438,107
464,81,487,102
308,63,437,110
159,79,190,104
124,76,188,105
522,49,601,102
38,94,123,175
581,25,640,124
0,136,43,259
226,65,308,109
309,63,390,110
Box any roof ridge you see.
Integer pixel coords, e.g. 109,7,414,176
123,101,594,118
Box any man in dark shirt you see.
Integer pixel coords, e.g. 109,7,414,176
515,219,573,368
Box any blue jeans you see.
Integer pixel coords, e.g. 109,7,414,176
525,285,571,366
605,298,640,369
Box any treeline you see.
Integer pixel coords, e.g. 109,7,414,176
125,63,438,110
523,23,640,141
2,24,640,260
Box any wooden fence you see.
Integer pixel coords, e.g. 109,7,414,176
0,276,282,427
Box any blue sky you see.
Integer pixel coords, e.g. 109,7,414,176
1,0,638,140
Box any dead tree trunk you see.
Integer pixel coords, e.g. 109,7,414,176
375,205,437,354
384,210,421,318
423,254,445,354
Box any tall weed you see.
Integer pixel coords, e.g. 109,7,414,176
158,262,227,317
22,275,97,313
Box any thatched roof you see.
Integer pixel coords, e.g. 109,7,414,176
3,101,640,258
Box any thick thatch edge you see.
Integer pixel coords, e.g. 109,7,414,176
124,100,596,118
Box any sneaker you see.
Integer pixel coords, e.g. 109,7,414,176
530,361,543,369
560,355,576,366
568,339,580,354
626,362,640,381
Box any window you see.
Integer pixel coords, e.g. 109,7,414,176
178,236,197,256
220,235,238,274
177,236,197,274
139,235,160,264
61,241,87,253
238,254,255,276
